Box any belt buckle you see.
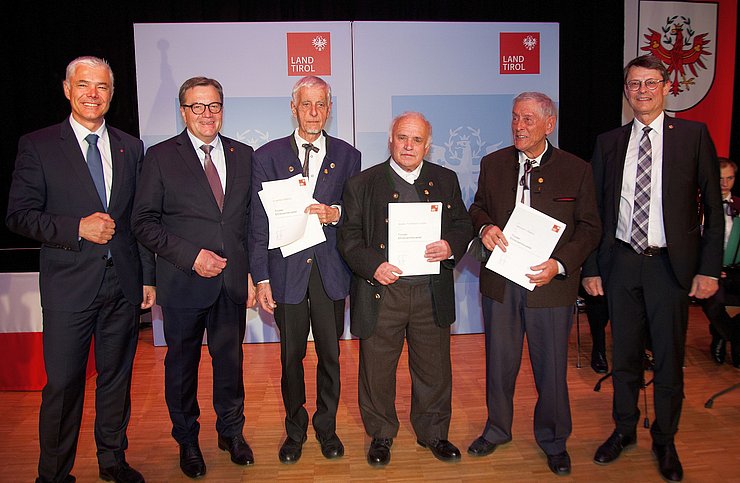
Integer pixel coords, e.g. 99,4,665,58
643,246,660,257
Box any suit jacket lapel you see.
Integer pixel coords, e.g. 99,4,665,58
59,120,106,211
662,116,676,201
222,135,236,208
107,128,125,211
613,123,632,223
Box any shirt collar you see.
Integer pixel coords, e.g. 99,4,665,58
294,130,326,153
633,111,664,137
69,114,107,143
518,139,548,166
389,157,423,184
186,130,222,154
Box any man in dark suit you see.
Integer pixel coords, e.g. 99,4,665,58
6,56,155,483
132,77,255,479
466,92,601,476
583,55,722,482
338,112,473,466
249,76,360,463
703,158,740,367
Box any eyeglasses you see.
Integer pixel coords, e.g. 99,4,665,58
181,102,223,115
625,79,665,91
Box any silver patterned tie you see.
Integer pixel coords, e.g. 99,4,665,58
630,126,652,253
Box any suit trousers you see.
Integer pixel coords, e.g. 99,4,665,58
162,288,246,444
358,278,452,443
274,262,345,441
583,291,609,355
481,282,573,456
607,242,688,445
38,266,139,482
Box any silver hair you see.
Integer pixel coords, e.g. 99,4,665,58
388,111,433,148
513,92,557,118
291,76,331,104
64,56,114,90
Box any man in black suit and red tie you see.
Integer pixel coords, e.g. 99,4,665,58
583,55,722,482
132,77,255,479
6,56,156,483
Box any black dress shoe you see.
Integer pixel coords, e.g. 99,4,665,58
593,431,637,464
367,438,393,466
467,436,498,456
35,476,76,483
316,433,344,459
711,336,727,364
652,442,683,482
547,451,571,476
99,460,144,483
279,436,306,464
179,441,206,479
591,351,609,373
218,434,254,465
418,439,461,462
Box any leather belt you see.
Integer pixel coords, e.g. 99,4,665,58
617,240,667,257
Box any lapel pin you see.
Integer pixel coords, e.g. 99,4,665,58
538,177,544,183
668,124,674,129
330,162,335,169
288,166,295,172
423,189,430,196
392,192,399,199
428,181,434,187
230,147,235,152
324,168,329,174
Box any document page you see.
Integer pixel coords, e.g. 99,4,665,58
388,202,442,276
258,174,325,253
485,204,566,291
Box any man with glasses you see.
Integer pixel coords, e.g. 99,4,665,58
249,75,360,464
467,92,601,476
583,55,722,482
133,77,256,479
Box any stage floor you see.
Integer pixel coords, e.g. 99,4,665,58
1,305,738,482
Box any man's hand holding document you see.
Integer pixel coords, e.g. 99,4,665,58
484,204,566,291
388,202,443,276
258,174,326,257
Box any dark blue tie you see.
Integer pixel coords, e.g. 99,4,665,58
85,133,107,211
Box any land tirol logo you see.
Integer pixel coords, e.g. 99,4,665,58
499,32,540,74
638,3,716,112
287,32,331,76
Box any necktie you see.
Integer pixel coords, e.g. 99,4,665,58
724,199,737,217
302,143,319,178
630,126,652,253
200,144,224,211
85,134,107,211
519,159,534,203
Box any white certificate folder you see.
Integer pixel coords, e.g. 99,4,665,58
388,202,442,276
485,203,566,291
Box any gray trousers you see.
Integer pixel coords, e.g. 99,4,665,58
481,281,573,455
